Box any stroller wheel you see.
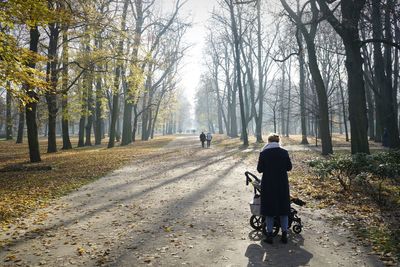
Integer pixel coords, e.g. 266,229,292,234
250,215,265,230
292,224,302,234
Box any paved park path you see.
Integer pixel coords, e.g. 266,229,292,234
0,136,384,266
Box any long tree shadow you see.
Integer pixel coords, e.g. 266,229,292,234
0,147,243,253
62,147,242,212
110,154,246,266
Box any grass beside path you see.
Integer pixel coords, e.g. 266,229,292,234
0,136,173,229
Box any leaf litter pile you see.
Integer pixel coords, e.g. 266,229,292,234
0,137,172,232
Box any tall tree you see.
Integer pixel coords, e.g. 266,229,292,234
25,26,41,162
108,0,129,148
226,0,248,146
317,0,370,154
121,0,144,146
280,0,333,155
61,22,72,149
45,1,60,153
296,26,308,144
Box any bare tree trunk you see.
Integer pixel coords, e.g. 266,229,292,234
108,0,129,148
383,0,400,148
280,64,286,135
338,68,349,142
6,83,12,140
228,0,248,146
26,26,41,162
297,28,308,144
94,39,103,145
85,58,94,146
394,12,399,132
132,105,138,142
281,0,333,154
214,66,224,134
16,105,24,144
286,61,292,137
317,0,369,154
45,20,59,153
365,82,375,140
121,0,143,146
61,24,72,149
255,0,264,143
78,72,86,147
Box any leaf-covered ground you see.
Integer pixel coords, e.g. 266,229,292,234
0,134,397,266
0,137,173,229
0,135,386,266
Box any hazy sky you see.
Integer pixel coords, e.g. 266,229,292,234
173,0,217,101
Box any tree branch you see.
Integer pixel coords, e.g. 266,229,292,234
360,38,400,50
271,52,299,62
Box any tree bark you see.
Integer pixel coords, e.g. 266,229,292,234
78,71,86,147
26,26,41,162
6,83,12,140
94,68,103,145
255,0,264,143
121,0,143,146
61,24,72,149
297,30,308,144
383,0,400,148
286,62,292,137
84,53,94,146
317,0,369,154
227,0,247,145
280,64,286,136
45,19,59,153
108,0,129,148
16,105,24,144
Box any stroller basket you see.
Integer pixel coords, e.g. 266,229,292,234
249,194,261,216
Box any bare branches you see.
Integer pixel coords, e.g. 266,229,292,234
271,52,299,62
234,0,257,5
360,38,400,50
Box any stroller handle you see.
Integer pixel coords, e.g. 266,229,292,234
245,171,260,185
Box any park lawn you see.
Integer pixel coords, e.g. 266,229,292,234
219,134,399,264
0,136,173,229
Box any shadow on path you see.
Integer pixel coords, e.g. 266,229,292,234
0,145,242,254
245,234,313,266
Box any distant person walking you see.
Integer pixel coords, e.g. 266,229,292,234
200,132,206,148
206,132,212,148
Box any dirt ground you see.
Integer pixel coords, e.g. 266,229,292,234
0,136,385,266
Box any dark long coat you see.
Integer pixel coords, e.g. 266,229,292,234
257,147,292,216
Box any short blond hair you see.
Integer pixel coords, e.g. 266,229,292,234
267,133,280,143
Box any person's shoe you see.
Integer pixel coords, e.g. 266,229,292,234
263,233,273,244
281,231,288,244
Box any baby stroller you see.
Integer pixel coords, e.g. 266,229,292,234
245,171,305,236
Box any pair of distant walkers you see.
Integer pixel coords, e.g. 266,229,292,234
199,132,212,148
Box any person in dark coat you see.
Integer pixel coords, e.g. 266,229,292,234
257,133,292,244
199,132,206,148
